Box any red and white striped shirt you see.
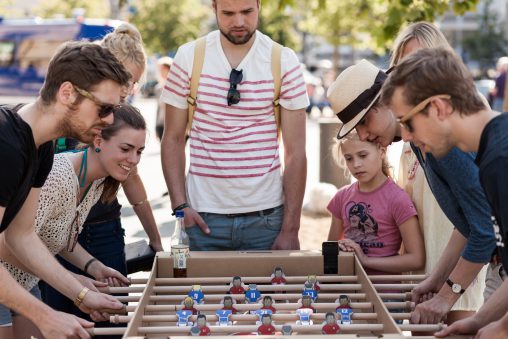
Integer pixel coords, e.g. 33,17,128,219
161,30,309,213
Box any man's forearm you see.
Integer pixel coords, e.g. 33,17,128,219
161,134,187,208
436,256,486,305
475,279,508,326
281,149,306,231
6,229,83,300
0,264,53,328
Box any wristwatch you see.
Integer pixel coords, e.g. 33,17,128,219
446,278,465,294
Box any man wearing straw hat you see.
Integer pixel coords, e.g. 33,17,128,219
326,59,496,326
380,46,508,339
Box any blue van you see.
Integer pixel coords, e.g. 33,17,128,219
0,18,121,96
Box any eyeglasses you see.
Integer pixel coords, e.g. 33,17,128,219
227,69,243,106
397,94,451,132
73,85,118,118
66,210,80,252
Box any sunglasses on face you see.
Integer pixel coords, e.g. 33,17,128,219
73,85,118,118
397,94,451,133
227,69,243,106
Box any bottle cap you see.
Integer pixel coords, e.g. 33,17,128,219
175,210,184,218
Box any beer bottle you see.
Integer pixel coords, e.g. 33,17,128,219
171,210,189,277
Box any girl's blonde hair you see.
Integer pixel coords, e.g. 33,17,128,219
101,23,146,73
390,22,452,67
332,131,391,179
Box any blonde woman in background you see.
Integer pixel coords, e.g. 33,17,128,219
392,21,487,324
39,23,163,339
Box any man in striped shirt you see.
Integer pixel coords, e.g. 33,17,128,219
160,0,309,250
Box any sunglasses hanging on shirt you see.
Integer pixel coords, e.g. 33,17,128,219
227,69,243,106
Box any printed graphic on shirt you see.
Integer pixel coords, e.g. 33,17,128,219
344,201,381,253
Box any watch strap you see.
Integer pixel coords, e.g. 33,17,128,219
446,278,465,294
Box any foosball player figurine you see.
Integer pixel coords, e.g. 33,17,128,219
306,274,321,292
245,283,262,303
188,285,205,304
261,295,277,313
302,281,318,301
221,296,238,314
299,295,316,313
182,296,199,315
257,314,276,335
270,266,286,285
281,325,293,336
336,294,353,325
321,312,340,334
216,308,233,326
229,276,246,294
176,309,193,327
195,314,211,336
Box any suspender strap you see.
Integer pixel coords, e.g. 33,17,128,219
271,42,282,137
187,36,207,135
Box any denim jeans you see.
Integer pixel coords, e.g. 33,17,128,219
39,218,126,339
186,205,284,251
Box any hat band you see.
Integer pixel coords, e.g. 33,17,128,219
336,70,387,124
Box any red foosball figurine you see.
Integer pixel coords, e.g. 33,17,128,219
182,296,198,315
196,314,211,336
306,274,321,292
321,312,341,334
257,314,276,335
270,266,287,285
260,295,277,314
229,276,246,294
221,296,238,314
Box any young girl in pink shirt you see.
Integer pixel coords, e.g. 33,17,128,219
327,132,425,275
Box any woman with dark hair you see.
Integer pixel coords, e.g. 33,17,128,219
0,104,147,339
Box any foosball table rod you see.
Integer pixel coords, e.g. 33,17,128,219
100,283,364,294
88,323,445,336
114,292,413,303
123,301,414,313
88,323,385,336
110,312,412,324
128,274,426,285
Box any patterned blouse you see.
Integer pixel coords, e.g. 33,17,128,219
1,153,104,290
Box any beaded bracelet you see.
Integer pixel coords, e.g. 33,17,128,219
171,202,189,216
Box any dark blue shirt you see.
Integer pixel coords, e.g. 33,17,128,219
411,144,496,263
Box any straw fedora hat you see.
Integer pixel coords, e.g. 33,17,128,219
326,59,388,139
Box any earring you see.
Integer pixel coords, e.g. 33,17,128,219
95,147,101,153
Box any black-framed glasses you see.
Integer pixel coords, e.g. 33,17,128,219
66,210,80,252
227,69,243,106
73,85,119,118
397,94,451,133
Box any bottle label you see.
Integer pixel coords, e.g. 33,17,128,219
172,245,189,269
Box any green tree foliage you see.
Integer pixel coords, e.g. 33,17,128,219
130,0,211,55
462,0,506,74
258,2,300,51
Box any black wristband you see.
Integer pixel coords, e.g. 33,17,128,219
84,258,98,275
172,202,189,216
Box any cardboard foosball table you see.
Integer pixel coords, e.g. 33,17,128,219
90,250,466,338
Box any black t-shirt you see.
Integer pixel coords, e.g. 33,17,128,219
0,105,54,233
476,113,508,270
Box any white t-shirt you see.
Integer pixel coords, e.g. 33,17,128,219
161,30,309,213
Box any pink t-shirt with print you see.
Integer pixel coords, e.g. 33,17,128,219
327,178,417,274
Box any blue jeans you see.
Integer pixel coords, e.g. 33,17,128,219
187,205,284,251
39,218,126,339
0,285,41,325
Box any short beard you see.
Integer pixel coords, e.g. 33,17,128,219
219,27,256,45
59,107,95,144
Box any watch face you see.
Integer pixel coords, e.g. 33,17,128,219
452,283,462,294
